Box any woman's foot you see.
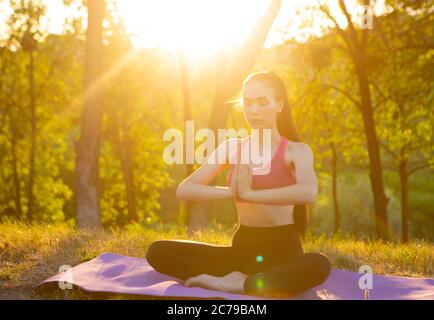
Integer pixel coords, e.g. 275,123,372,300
184,271,248,294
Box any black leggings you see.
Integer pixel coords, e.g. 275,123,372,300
146,224,331,297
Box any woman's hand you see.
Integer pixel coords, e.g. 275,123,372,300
237,163,253,199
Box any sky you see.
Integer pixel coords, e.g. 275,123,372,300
0,0,388,56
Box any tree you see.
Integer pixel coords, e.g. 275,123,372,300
0,1,82,223
176,49,196,227
312,0,390,239
75,0,105,229
187,0,283,233
6,0,47,221
370,8,434,242
100,12,174,227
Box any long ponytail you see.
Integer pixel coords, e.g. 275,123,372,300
243,71,308,238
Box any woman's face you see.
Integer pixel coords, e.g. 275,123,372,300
242,81,282,130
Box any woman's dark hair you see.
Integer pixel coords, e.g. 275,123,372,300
242,70,308,238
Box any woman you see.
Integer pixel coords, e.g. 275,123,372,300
146,71,331,298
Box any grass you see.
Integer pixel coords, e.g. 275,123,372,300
0,221,433,300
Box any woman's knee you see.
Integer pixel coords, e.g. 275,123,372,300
146,240,171,267
305,252,331,284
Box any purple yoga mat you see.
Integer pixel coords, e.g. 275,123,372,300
34,252,434,300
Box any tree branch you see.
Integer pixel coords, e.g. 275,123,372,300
316,1,354,54
338,0,360,49
322,83,362,111
378,140,398,160
408,163,431,176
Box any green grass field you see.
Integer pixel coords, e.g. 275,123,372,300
0,221,433,299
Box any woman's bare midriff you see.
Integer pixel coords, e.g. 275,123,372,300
235,202,295,227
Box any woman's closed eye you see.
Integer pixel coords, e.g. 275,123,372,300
257,98,269,106
244,98,270,107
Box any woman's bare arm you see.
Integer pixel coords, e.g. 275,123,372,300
176,139,236,201
238,143,318,205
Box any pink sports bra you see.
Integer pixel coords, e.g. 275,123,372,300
226,136,297,203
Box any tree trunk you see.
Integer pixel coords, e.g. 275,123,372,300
10,120,23,219
187,0,282,232
27,50,36,221
398,157,409,243
176,50,197,230
208,0,282,133
329,0,389,240
186,202,208,235
330,142,340,233
109,111,137,224
354,52,389,240
75,0,105,229
120,134,136,223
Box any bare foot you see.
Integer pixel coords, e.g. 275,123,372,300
184,274,218,289
184,271,248,294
